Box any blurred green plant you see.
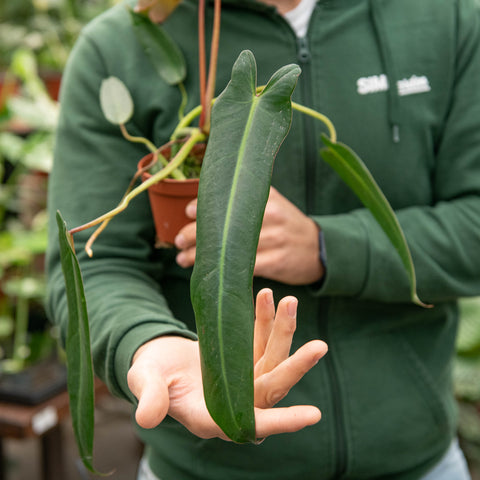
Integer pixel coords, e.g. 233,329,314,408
0,0,119,71
0,48,58,374
0,274,56,374
0,49,57,226
454,297,480,472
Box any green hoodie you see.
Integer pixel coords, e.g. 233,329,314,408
46,0,480,478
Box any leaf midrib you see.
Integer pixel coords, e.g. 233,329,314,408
216,94,259,430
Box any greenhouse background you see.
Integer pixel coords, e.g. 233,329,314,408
2,1,480,479
1,2,144,479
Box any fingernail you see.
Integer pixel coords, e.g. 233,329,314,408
265,289,274,304
287,299,297,317
186,203,197,218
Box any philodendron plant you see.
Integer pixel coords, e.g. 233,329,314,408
56,0,426,473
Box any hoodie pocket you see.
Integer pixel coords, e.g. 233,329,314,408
336,329,453,478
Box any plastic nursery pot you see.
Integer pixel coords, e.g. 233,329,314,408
137,152,200,246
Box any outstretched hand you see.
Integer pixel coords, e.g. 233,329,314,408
127,288,327,440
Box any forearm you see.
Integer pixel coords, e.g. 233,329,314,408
314,195,480,304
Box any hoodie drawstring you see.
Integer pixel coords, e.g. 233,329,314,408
369,0,401,143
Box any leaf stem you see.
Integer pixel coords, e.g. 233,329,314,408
119,123,185,180
202,0,222,134
119,123,157,153
171,104,203,138
292,102,337,143
198,0,207,128
178,82,188,121
70,129,206,256
255,85,337,142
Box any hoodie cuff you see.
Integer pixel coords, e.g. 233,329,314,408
310,212,370,298
113,322,197,404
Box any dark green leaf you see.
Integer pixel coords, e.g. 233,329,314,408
190,51,301,443
129,9,186,85
56,211,97,473
320,136,426,307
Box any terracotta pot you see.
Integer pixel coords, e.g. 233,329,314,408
138,153,200,246
0,72,19,110
0,70,61,108
40,71,62,101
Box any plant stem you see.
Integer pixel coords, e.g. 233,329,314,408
172,105,203,138
70,129,207,256
202,0,222,134
178,82,188,121
292,102,337,143
84,148,169,253
198,0,207,128
119,124,186,180
255,86,337,142
171,96,219,141
120,124,157,153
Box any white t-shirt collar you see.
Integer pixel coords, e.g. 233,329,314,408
283,0,317,37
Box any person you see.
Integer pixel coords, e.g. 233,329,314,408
46,0,480,478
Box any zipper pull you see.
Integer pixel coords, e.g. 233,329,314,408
297,36,311,63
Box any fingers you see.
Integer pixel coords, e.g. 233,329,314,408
175,199,197,267
255,296,298,377
255,339,328,409
253,289,276,364
170,399,231,441
185,198,197,219
127,361,170,429
176,245,196,268
254,405,321,438
175,221,196,267
175,221,196,249
254,186,325,285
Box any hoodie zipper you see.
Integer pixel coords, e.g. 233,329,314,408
296,34,348,480
296,36,317,214
322,312,348,478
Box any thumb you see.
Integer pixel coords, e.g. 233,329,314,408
128,362,170,429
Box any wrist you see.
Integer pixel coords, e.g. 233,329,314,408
132,335,196,366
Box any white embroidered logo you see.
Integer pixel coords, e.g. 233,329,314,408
357,74,431,96
397,75,431,96
357,74,389,95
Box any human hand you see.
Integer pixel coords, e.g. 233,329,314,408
174,188,324,285
127,288,327,440
254,187,324,284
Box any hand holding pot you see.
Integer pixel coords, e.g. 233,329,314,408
127,289,327,440
175,187,325,285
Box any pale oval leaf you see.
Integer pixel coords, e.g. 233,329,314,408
99,77,134,125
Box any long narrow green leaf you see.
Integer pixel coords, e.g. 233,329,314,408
320,136,426,307
56,211,97,472
190,50,301,443
129,9,186,85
